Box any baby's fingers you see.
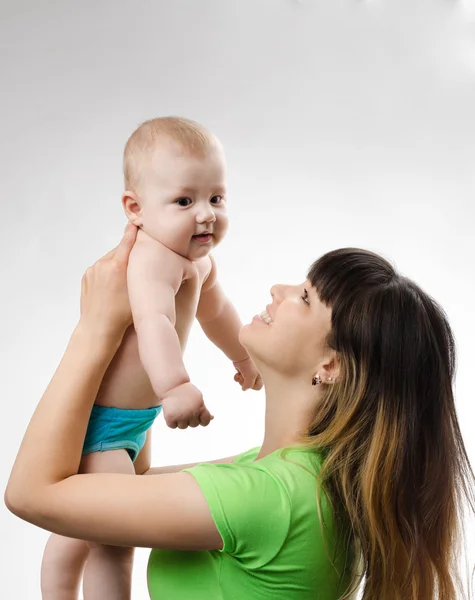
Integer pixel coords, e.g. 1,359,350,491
253,375,263,390
199,408,214,427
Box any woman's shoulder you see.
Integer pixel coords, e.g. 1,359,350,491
231,446,261,464
232,445,325,465
217,445,329,502
184,445,341,558
187,445,328,502
257,447,327,488
232,445,326,473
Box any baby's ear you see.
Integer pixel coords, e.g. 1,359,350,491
122,191,142,226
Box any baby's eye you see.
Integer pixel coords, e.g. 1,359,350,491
176,197,192,207
210,195,223,205
302,288,310,305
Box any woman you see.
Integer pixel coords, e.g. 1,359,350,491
5,224,475,599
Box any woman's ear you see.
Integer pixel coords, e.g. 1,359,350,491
318,352,341,385
122,191,143,227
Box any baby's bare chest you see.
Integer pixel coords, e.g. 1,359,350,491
95,261,210,408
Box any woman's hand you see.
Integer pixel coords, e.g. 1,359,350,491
79,223,138,342
5,223,139,518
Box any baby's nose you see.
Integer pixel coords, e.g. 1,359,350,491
197,207,216,223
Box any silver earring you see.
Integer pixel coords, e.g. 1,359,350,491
312,374,322,386
327,377,336,383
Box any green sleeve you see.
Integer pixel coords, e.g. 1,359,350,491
184,462,292,568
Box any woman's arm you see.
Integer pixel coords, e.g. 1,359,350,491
5,225,222,551
143,455,237,475
133,431,237,475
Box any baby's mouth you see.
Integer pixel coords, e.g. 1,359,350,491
193,233,213,243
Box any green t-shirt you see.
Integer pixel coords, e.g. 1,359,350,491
147,446,355,599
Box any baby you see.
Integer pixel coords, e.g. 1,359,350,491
40,117,261,600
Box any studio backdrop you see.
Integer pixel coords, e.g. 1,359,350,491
1,1,474,598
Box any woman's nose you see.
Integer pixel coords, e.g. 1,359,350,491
270,284,285,302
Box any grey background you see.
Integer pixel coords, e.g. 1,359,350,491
1,1,474,597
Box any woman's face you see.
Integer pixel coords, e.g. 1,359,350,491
239,280,332,378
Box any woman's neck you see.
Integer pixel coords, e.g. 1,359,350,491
256,377,317,460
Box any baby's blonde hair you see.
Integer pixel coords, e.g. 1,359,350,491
123,116,217,191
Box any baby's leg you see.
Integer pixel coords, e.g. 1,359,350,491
81,449,135,600
41,534,89,600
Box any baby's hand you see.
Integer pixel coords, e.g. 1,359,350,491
161,383,214,430
233,357,263,391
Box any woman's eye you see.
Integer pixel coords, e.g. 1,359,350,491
210,195,223,205
176,197,192,207
302,288,310,304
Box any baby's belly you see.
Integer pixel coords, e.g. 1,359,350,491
94,326,160,410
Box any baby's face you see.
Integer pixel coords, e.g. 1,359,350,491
138,141,228,260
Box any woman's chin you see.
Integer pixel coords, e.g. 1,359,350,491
238,324,248,343
238,323,265,363
238,323,254,347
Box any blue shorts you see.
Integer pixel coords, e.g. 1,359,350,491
82,405,162,462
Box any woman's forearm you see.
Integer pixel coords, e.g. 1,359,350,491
5,325,120,511
143,455,238,475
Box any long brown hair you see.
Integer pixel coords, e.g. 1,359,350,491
303,248,475,599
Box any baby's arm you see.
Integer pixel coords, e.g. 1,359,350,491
128,239,188,394
128,238,212,428
197,255,248,362
197,256,262,390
